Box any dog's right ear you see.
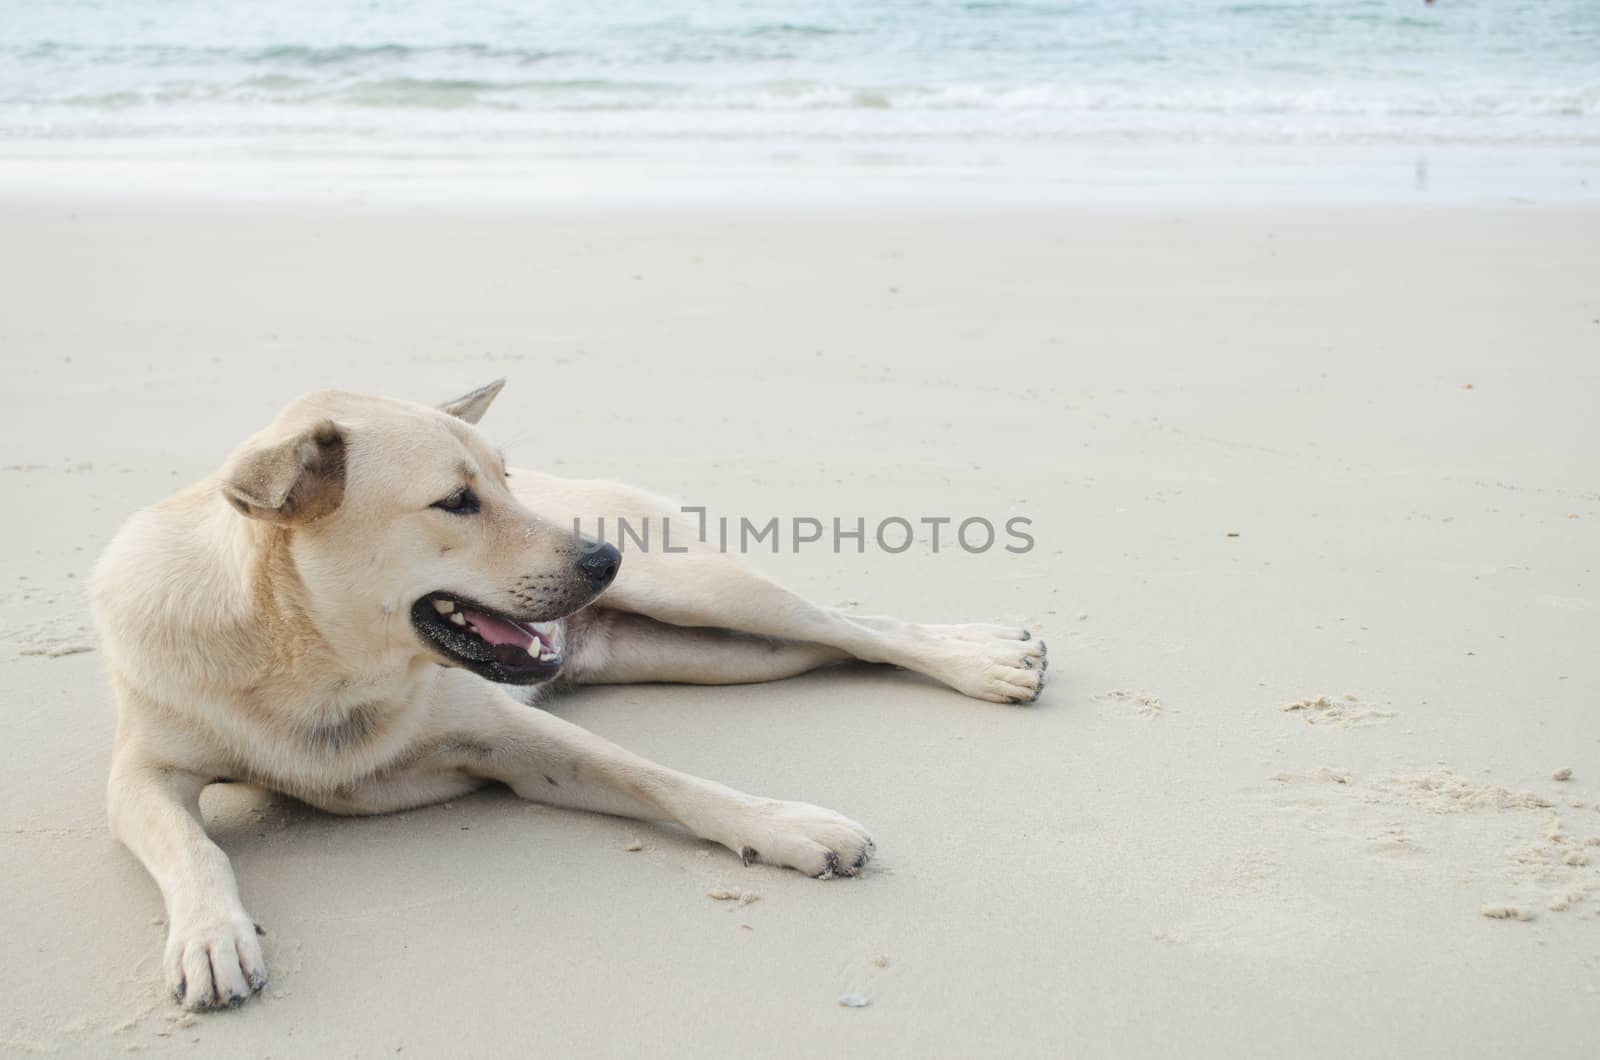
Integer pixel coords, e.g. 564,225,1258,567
221,420,347,525
438,378,505,425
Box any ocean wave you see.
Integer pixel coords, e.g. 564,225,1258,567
5,35,832,73
742,24,842,39
10,41,575,68
13,78,1598,121
242,43,572,67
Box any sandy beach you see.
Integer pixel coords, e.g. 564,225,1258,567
0,199,1596,1055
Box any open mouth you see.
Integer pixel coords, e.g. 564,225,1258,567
409,592,562,685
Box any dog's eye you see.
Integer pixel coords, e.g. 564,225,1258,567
431,488,479,515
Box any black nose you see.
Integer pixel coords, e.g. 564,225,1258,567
576,541,620,590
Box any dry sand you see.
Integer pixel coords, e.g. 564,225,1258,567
1,201,1597,1057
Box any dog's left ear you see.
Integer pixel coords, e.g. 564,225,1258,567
439,379,505,425
221,420,347,525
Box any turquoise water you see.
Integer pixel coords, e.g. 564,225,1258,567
3,0,1598,145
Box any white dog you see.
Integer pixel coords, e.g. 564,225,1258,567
91,381,1047,1009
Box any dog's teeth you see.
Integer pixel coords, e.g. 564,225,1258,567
449,612,467,626
432,599,456,615
539,651,558,662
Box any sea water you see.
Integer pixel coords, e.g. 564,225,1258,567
2,0,1596,202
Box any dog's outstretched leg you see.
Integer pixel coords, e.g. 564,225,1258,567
567,611,850,687
599,551,1047,704
107,750,267,1010
511,473,1047,702
416,685,874,878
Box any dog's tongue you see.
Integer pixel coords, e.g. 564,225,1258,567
463,610,535,651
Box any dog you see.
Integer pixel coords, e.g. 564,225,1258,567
90,381,1047,1010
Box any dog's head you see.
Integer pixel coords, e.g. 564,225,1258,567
219,380,618,684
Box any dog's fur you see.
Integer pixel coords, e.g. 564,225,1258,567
91,382,1047,1009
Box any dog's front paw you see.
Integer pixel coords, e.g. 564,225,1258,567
165,910,268,1010
734,800,875,879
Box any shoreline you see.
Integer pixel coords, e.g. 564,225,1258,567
4,139,1598,209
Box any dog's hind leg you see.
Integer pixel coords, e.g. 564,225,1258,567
511,473,1045,702
567,610,849,686
598,550,1046,704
